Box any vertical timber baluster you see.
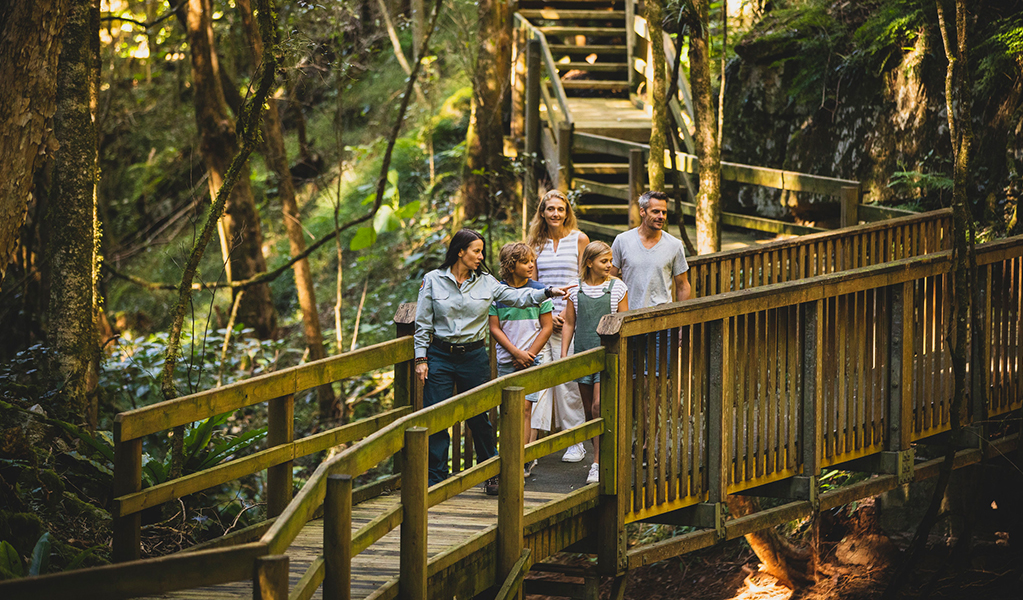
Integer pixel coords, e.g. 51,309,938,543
112,418,141,562
801,300,823,508
705,318,727,539
598,334,625,575
885,282,916,483
400,427,428,600
253,554,289,600
325,474,353,600
499,387,525,598
267,393,295,517
557,121,573,194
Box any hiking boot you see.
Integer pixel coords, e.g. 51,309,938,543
562,443,586,463
484,476,499,496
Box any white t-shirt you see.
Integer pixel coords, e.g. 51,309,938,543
568,278,628,314
611,228,688,310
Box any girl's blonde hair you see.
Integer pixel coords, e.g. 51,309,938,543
526,189,578,250
579,240,612,282
498,242,537,282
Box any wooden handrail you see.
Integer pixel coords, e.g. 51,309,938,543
515,13,573,126
261,347,606,554
114,337,412,441
112,406,410,517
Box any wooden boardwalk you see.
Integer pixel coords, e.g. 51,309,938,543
143,487,565,600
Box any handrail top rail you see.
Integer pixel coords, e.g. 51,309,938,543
261,347,606,552
688,208,952,266
114,336,412,442
515,12,573,126
597,233,1023,337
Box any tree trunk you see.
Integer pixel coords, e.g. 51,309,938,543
881,2,975,594
236,0,334,417
0,0,68,281
645,0,667,190
689,0,721,254
177,0,276,339
45,0,97,426
459,0,514,220
726,495,813,589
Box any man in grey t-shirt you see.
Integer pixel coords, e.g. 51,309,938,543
610,191,691,309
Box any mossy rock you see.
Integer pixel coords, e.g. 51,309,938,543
0,512,45,556
61,491,111,523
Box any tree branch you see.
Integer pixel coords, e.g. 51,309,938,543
100,2,184,30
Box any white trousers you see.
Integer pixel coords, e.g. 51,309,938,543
545,329,585,430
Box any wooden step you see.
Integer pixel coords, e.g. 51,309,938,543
561,80,629,90
573,163,629,175
556,62,628,72
538,26,625,36
518,9,626,20
549,44,627,54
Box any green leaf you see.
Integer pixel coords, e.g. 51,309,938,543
396,200,421,220
0,541,23,577
350,226,377,251
361,192,377,206
66,546,102,571
28,533,51,577
373,205,399,234
387,169,399,188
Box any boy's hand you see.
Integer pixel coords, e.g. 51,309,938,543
512,349,536,370
552,312,565,332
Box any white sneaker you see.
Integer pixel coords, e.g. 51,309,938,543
562,443,586,463
586,462,600,484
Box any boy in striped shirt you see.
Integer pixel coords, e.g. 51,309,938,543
489,243,554,477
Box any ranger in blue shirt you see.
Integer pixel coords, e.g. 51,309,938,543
413,229,572,492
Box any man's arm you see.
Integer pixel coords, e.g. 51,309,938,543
674,271,691,302
609,265,621,278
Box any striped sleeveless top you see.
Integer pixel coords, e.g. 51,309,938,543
535,229,581,314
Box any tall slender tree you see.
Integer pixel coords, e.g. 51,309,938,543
689,0,721,253
236,0,335,417
45,0,99,426
459,0,514,220
646,0,668,190
175,0,277,339
0,0,69,281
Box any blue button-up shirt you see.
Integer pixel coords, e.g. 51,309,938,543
414,268,548,358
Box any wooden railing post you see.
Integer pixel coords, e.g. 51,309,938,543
557,121,573,193
885,282,916,483
324,474,353,600
524,38,541,221
800,300,823,509
253,554,289,600
628,149,644,228
703,319,727,539
840,185,860,228
267,393,295,517
498,387,525,598
597,337,625,576
400,427,429,600
394,303,418,476
112,418,141,562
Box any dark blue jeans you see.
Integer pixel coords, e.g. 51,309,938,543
424,346,497,485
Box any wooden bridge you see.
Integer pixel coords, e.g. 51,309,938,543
3,208,1020,600
510,0,913,238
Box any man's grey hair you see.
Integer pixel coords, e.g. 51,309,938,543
637,190,669,210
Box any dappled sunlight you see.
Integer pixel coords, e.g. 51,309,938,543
724,565,793,600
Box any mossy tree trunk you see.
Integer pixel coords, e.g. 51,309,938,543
0,0,68,281
689,0,721,254
460,0,515,220
45,0,99,427
176,0,277,339
882,1,976,593
645,0,667,191
236,0,335,419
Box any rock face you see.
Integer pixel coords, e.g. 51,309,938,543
719,1,1023,229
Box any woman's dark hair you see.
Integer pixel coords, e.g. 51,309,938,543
440,229,490,275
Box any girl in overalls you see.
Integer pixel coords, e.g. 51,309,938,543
560,241,629,484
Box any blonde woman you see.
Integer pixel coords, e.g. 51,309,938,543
528,190,591,463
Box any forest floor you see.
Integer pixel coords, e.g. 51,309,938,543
524,497,1023,600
